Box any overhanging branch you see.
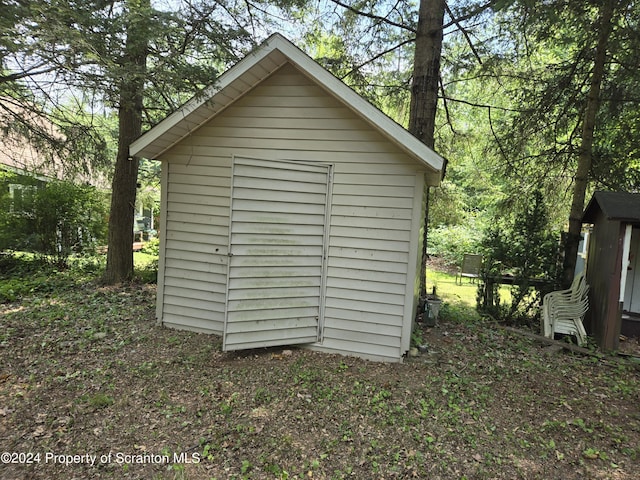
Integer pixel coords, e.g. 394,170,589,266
339,37,414,80
444,2,483,65
329,0,417,33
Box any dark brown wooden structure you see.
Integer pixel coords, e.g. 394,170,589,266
582,191,640,351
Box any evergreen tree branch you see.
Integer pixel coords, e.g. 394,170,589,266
329,0,417,33
444,2,483,65
338,37,414,80
442,1,494,30
439,75,457,135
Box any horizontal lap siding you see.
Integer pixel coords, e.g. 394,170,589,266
159,63,422,360
322,170,415,360
223,158,329,350
160,162,230,334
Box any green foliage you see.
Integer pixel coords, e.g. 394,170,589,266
0,252,50,277
0,172,37,248
0,252,76,303
426,157,496,270
0,179,109,267
428,180,473,227
477,189,561,325
139,237,159,256
297,3,415,123
133,239,159,283
32,181,109,263
484,0,640,196
410,325,424,347
438,301,482,325
2,0,256,138
83,392,115,409
134,256,158,284
428,223,481,268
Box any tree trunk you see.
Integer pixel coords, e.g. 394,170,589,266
104,0,149,284
409,0,445,149
409,0,446,299
561,0,615,288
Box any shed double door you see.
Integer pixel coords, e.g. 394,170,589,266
223,157,331,351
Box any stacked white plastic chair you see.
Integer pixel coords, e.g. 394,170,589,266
542,272,589,346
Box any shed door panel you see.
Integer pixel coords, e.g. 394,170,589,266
223,157,329,351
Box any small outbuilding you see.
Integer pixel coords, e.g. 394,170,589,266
582,191,640,350
130,33,444,362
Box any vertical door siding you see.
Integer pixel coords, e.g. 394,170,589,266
223,157,330,350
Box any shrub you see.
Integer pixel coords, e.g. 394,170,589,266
427,222,482,267
0,179,109,267
140,237,160,256
477,189,561,326
135,258,158,284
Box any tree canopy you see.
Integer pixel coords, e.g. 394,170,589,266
1,0,639,291
1,0,264,281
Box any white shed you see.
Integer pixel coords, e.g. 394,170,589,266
130,33,444,362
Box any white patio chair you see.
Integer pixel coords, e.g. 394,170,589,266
541,272,589,346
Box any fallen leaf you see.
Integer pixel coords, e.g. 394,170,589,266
583,448,600,459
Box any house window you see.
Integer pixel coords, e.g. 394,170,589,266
8,183,37,213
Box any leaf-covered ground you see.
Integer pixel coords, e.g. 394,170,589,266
1,273,639,480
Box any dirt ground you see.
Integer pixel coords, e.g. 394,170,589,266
1,280,639,480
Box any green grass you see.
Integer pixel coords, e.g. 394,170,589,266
134,251,158,269
426,269,479,307
425,268,512,323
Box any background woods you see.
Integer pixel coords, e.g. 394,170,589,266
1,0,639,293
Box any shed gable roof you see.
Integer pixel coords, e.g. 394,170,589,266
130,33,444,180
582,191,640,224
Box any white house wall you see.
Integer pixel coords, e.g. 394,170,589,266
157,63,426,361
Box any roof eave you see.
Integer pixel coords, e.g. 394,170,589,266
130,42,288,159
130,33,445,177
265,35,444,174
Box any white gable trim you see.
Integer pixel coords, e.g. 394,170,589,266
130,33,444,176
